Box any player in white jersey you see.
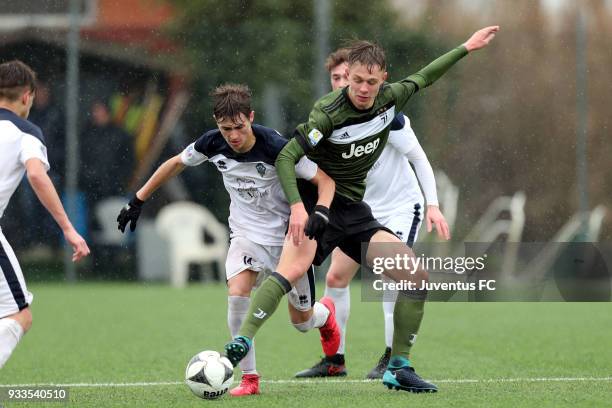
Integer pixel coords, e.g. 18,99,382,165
0,60,90,369
295,49,451,379
117,84,339,396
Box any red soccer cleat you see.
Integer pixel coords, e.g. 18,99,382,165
318,297,341,357
229,374,260,397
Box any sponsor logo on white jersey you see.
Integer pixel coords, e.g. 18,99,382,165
255,163,266,177
341,138,380,159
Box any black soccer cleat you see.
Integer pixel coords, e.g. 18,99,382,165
382,356,438,393
224,336,252,367
295,357,347,378
366,346,391,379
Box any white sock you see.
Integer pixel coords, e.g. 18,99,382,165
381,275,398,348
324,286,350,354
382,299,396,349
227,296,257,375
292,317,313,332
0,318,24,369
292,301,330,332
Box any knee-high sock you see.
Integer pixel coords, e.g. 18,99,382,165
382,299,396,349
0,318,24,368
382,275,399,349
324,286,350,354
391,291,426,359
228,296,257,375
238,273,291,339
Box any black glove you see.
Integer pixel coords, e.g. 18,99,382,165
305,205,330,240
117,195,145,233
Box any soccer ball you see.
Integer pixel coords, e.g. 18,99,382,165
185,350,234,399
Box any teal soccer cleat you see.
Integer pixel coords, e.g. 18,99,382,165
382,356,438,393
224,336,252,367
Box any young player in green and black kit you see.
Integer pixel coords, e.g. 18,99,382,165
225,26,499,393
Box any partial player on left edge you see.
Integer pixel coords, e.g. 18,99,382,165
0,60,90,369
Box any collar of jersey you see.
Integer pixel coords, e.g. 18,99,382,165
0,107,18,117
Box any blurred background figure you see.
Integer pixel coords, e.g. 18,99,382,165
78,100,135,275
80,100,134,226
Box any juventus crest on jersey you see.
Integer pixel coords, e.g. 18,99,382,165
180,124,317,246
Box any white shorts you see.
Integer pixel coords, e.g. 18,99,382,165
377,202,424,247
0,229,33,319
225,236,314,312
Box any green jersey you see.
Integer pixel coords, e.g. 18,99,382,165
276,45,469,204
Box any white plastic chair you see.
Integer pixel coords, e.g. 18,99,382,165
94,196,129,245
155,201,228,287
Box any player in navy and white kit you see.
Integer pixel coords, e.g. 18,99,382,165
117,84,339,396
295,49,451,379
0,60,90,369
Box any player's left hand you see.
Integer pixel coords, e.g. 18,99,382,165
463,25,499,52
305,205,330,241
426,205,451,240
63,228,90,262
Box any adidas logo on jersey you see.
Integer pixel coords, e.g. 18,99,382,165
341,138,380,159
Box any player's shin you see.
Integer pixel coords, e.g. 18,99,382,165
390,289,426,360
228,296,257,375
382,296,396,349
324,286,350,354
0,317,24,368
238,272,291,339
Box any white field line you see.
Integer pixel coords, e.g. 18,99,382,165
1,377,611,388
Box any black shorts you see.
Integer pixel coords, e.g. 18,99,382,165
297,179,394,266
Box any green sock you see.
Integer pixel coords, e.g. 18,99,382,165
391,294,425,359
238,273,290,339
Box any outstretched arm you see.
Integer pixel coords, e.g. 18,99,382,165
117,154,186,232
393,26,499,109
136,155,185,201
26,158,90,262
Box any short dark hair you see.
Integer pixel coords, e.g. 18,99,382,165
0,60,37,101
345,40,386,72
211,83,252,122
325,48,350,72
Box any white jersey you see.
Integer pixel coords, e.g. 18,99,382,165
0,108,50,219
180,124,317,246
363,114,438,221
